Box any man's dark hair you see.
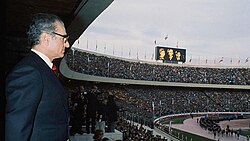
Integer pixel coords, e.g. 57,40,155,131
27,13,64,46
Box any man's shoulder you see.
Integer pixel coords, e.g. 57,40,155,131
6,52,45,77
18,51,48,68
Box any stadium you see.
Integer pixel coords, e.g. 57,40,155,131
57,46,250,141
4,0,250,141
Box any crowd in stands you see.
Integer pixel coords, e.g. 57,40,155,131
109,85,249,117
65,82,249,140
66,49,250,85
116,118,167,141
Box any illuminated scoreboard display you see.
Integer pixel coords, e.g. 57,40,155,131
155,46,186,63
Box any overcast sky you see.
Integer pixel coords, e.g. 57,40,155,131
74,0,250,65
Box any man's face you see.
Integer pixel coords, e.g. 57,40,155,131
159,48,165,59
160,50,165,57
167,49,174,60
48,21,70,60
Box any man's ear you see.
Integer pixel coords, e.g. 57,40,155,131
40,32,50,45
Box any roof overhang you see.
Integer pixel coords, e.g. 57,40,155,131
6,0,114,44
67,0,114,45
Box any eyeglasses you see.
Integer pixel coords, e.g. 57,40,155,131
52,32,69,43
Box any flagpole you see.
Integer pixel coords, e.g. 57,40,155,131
129,48,131,58
77,39,79,48
121,46,123,57
95,40,97,51
104,42,106,53
137,49,139,60
113,44,115,55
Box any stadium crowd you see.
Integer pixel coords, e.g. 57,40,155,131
65,82,249,140
66,49,250,85
116,118,167,141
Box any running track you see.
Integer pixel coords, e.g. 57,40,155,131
170,117,248,141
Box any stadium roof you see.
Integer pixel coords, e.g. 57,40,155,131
6,0,114,45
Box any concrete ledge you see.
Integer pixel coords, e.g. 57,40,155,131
70,130,122,141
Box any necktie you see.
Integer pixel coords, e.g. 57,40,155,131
52,65,60,77
52,64,57,71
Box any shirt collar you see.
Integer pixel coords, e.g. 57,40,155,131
31,49,53,69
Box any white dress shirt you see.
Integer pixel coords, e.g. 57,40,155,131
31,49,53,69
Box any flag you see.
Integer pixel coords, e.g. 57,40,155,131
189,58,192,62
219,57,224,63
164,34,168,40
245,57,249,63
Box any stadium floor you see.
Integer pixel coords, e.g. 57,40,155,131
171,117,248,141
69,117,249,141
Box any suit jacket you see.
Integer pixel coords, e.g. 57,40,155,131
5,51,69,141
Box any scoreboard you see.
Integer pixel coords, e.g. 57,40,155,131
155,46,186,63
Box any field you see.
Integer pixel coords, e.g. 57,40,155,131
161,116,250,141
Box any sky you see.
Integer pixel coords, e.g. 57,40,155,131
74,0,250,66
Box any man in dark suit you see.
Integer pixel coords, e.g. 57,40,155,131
5,13,70,141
